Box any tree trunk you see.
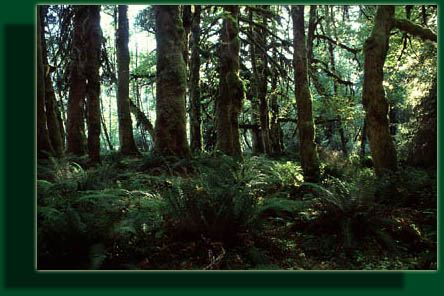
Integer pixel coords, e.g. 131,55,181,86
360,118,367,158
257,6,271,155
100,98,114,151
66,6,88,156
84,6,103,164
269,72,282,155
248,7,264,154
215,5,244,158
292,5,320,182
325,7,348,157
189,5,203,153
116,5,140,156
37,6,54,159
362,5,397,175
154,5,191,158
39,6,64,157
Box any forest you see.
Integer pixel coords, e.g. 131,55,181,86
37,4,437,270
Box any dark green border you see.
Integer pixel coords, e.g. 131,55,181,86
0,1,441,295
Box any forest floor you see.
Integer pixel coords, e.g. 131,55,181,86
37,152,437,270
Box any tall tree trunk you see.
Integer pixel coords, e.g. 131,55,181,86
248,7,264,154
116,5,140,156
66,6,88,156
215,5,244,158
325,7,348,156
182,5,192,66
154,5,191,158
189,5,203,153
39,5,64,157
362,5,397,176
37,6,54,159
257,6,271,155
292,5,320,182
85,5,103,164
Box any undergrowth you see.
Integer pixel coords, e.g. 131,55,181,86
37,153,436,270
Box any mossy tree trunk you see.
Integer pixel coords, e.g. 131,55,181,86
257,6,272,155
189,5,202,153
248,7,264,154
154,5,191,158
39,5,64,158
362,5,397,175
215,5,244,158
37,6,54,159
292,5,320,182
85,5,103,164
66,5,102,163
66,6,88,156
116,5,140,156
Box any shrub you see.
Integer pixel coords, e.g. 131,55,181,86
300,177,403,251
163,155,303,243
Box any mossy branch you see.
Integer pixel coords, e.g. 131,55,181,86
393,18,437,42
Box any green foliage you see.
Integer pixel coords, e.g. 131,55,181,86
300,176,399,251
163,154,303,242
37,162,166,269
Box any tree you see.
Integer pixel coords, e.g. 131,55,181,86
362,6,398,176
189,5,203,153
85,5,103,164
39,5,64,158
292,5,320,182
66,5,102,164
154,5,191,158
66,6,89,157
362,5,437,175
215,5,244,158
116,5,140,156
37,6,55,159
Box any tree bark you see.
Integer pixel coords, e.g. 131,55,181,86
189,5,203,153
116,5,140,156
37,6,54,159
292,5,320,182
248,7,264,154
39,5,64,157
215,5,244,158
154,5,191,158
84,6,103,164
257,6,272,155
66,6,88,156
362,5,397,175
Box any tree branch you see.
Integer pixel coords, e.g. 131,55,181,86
239,31,293,83
311,58,354,86
313,34,360,54
393,18,437,42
